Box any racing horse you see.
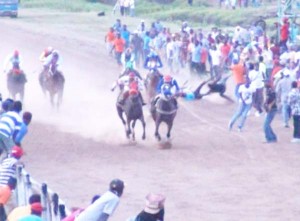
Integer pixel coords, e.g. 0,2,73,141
7,68,27,102
117,90,146,141
39,67,65,109
151,94,177,141
145,70,161,102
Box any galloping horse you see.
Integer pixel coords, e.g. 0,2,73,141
117,91,146,141
145,70,161,102
39,68,65,109
150,95,177,141
7,69,27,102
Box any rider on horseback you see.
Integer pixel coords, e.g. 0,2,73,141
4,50,22,75
156,75,180,95
114,72,146,106
43,50,62,76
121,47,135,72
39,46,54,62
144,50,163,77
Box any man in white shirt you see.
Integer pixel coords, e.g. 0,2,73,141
75,179,124,221
248,63,264,116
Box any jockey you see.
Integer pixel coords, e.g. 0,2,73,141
121,48,135,72
113,72,146,105
156,74,180,95
143,50,163,76
4,50,23,74
153,83,178,108
43,50,62,75
39,46,54,63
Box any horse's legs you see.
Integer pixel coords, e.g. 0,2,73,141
154,118,161,141
126,119,132,139
140,116,146,140
131,120,136,141
167,120,174,139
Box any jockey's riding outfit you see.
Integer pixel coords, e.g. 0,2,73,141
39,46,54,62
43,50,62,75
143,50,163,77
4,50,22,74
121,48,136,72
156,75,180,95
113,72,146,105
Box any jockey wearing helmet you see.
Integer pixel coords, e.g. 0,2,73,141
43,50,62,75
113,71,146,105
39,46,54,62
4,50,22,74
156,74,180,95
143,50,163,75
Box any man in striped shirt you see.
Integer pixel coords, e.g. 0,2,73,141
0,146,23,186
0,101,22,156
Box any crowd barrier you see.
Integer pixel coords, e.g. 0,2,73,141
14,165,70,220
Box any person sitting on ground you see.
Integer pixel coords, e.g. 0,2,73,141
18,202,43,221
7,194,41,221
127,193,165,221
14,112,33,147
0,145,23,186
75,179,125,221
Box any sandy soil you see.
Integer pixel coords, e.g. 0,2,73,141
0,9,300,221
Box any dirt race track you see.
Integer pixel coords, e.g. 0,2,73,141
1,9,300,221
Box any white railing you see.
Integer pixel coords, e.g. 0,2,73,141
15,165,70,220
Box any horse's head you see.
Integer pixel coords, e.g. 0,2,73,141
128,89,140,103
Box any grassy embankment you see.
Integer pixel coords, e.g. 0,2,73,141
21,0,278,31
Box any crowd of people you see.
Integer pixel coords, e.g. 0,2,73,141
106,15,300,144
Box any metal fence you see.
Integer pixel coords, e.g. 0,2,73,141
15,165,70,220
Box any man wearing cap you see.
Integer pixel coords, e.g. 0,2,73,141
7,194,41,221
0,146,23,186
0,101,23,156
75,179,124,221
18,202,43,221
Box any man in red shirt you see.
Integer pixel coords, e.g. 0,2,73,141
280,18,289,51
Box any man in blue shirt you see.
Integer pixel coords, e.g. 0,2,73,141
14,112,32,146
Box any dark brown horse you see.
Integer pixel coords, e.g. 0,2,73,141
145,70,161,102
117,92,146,141
151,95,177,141
7,70,27,102
39,69,65,109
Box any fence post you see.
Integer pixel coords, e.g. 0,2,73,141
41,183,52,221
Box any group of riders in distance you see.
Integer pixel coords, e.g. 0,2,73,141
112,49,181,142
5,47,65,108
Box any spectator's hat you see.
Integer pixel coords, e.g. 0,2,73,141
144,193,165,214
31,202,43,213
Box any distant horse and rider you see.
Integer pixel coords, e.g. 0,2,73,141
39,64,65,109
7,62,27,102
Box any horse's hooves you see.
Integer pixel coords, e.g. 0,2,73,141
158,140,172,149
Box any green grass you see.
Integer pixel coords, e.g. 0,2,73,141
20,0,278,30
21,0,110,12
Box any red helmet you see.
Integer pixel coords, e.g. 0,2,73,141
129,72,135,78
129,89,138,95
14,50,19,56
164,75,172,83
11,146,23,158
